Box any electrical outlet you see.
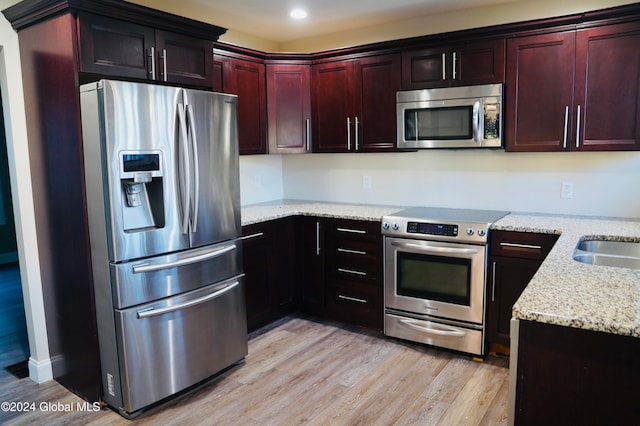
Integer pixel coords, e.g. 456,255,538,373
561,181,574,199
362,175,372,189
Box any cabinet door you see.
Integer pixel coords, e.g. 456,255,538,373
401,47,449,89
454,38,505,86
271,218,296,316
295,216,325,316
266,64,311,153
487,256,540,346
155,30,214,88
505,32,576,151
354,54,402,151
311,60,353,152
78,12,154,80
241,223,273,332
219,56,267,154
574,22,640,151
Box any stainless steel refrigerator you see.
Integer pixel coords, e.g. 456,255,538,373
80,80,247,417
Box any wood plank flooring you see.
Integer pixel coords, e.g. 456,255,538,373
0,315,509,425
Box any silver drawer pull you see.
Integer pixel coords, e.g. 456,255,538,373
337,227,366,234
241,232,264,241
338,268,367,276
499,242,542,250
137,281,239,318
338,294,367,304
133,244,236,273
337,248,367,255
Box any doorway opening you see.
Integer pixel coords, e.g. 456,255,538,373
0,88,29,379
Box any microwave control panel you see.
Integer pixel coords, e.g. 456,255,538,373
484,103,500,140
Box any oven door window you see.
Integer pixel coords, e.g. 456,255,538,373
397,252,471,306
405,106,473,140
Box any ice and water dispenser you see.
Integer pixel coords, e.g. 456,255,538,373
120,152,165,231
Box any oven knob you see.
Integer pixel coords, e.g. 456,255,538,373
466,227,475,236
478,228,486,237
392,223,400,231
382,222,389,230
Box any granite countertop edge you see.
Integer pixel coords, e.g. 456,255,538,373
241,200,640,338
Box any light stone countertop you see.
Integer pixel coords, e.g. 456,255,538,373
241,200,640,338
241,199,404,225
493,213,640,338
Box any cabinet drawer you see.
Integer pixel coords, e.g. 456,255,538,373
326,255,381,284
490,230,558,260
325,280,383,330
327,219,381,243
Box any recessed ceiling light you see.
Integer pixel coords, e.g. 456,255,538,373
290,8,307,20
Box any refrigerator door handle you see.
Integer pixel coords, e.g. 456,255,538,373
177,103,191,234
136,280,240,318
185,103,200,233
132,243,237,274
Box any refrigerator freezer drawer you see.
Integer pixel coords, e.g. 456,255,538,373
111,239,242,308
113,276,247,414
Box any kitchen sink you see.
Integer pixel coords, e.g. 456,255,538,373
573,237,640,269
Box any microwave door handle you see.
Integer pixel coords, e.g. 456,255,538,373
186,103,199,233
472,101,480,143
390,241,479,255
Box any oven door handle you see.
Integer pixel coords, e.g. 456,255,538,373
400,319,467,337
390,241,479,255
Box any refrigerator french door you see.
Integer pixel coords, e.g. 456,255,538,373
80,80,247,416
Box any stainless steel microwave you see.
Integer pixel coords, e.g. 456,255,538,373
396,83,502,149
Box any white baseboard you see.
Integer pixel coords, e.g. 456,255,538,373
28,356,53,384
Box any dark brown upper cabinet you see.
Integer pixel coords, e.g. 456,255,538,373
506,21,640,152
402,39,505,89
266,63,312,154
78,12,215,88
312,53,402,153
215,53,267,155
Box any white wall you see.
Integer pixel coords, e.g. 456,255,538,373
0,0,52,382
239,155,284,205
278,150,640,219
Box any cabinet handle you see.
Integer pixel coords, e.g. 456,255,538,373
337,248,367,255
355,116,359,151
337,227,366,234
160,48,168,82
452,51,457,80
346,117,351,150
338,294,367,304
147,46,156,80
491,261,497,302
338,268,367,276
442,53,446,80
306,119,311,151
563,106,569,149
499,242,542,250
316,221,321,256
241,232,264,241
575,104,581,148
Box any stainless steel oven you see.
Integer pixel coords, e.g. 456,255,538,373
382,207,508,356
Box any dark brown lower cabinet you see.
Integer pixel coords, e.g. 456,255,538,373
515,320,640,425
324,218,383,331
486,231,558,350
242,218,295,332
295,216,325,316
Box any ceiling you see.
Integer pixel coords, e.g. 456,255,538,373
129,0,520,43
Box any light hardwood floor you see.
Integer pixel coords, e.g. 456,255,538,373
1,315,509,425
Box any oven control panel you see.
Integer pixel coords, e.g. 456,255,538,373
406,222,458,237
